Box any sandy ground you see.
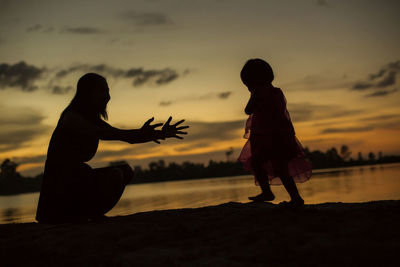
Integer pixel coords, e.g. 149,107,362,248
0,200,399,266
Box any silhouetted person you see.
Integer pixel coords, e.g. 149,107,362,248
238,59,312,206
36,73,188,223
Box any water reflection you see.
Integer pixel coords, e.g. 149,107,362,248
2,208,19,223
1,163,400,224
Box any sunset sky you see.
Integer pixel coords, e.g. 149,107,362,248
0,0,399,176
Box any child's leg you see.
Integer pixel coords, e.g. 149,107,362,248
249,158,275,201
276,159,304,204
255,167,273,195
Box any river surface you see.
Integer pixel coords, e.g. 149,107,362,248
1,163,399,224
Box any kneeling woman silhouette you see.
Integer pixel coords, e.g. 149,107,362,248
36,73,188,223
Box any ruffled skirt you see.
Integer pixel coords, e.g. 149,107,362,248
238,133,312,185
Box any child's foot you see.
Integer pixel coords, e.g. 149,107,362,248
249,192,275,202
279,198,304,208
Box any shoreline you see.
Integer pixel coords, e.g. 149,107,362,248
1,200,399,266
2,162,400,197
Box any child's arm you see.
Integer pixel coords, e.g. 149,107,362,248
245,93,256,115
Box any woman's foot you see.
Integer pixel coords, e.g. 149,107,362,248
249,192,275,202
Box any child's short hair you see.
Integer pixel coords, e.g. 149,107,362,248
240,58,274,86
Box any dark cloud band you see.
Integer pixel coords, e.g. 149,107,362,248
351,60,400,97
55,64,180,88
321,126,374,134
288,103,362,123
0,61,45,91
0,61,184,93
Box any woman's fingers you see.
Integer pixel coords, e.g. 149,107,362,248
151,123,163,129
144,117,154,126
173,119,185,126
142,117,188,142
165,116,172,125
176,126,189,130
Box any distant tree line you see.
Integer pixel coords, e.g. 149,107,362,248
1,145,400,195
303,145,393,169
0,159,43,195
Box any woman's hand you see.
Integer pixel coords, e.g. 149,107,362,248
161,116,189,140
140,117,164,144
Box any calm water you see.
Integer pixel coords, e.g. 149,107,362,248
1,163,400,224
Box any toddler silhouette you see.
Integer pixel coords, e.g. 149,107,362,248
238,59,312,206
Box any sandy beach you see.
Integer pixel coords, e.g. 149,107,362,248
1,200,399,266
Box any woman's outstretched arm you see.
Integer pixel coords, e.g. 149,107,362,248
100,117,189,143
98,118,165,144
62,111,165,144
62,111,188,144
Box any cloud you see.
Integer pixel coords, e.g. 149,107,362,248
359,114,400,122
365,115,400,130
126,68,179,86
159,101,173,107
120,11,172,26
0,61,185,93
288,103,362,123
62,27,105,34
26,24,42,32
26,24,54,33
51,85,74,94
0,61,45,91
159,91,233,106
0,105,50,152
27,24,101,34
54,63,181,88
365,89,398,98
54,64,123,79
285,61,399,94
321,126,374,134
369,61,400,81
351,60,400,96
217,91,232,99
317,113,400,134
281,71,352,92
375,71,396,87
352,82,372,90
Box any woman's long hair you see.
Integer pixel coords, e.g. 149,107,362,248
60,73,108,122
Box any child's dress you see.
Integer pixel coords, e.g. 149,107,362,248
238,86,312,185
